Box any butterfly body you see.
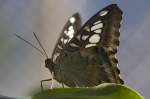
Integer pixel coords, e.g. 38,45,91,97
45,4,123,87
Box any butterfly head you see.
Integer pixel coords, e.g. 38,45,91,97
45,58,55,73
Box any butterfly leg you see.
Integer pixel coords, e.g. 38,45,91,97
40,78,52,92
61,82,64,88
50,72,54,89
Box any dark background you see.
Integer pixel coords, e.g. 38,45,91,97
0,0,150,98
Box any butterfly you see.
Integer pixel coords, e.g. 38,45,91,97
16,4,124,89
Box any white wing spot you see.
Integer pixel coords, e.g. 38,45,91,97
94,29,102,34
64,30,67,34
76,34,81,40
89,34,100,43
91,23,103,31
67,30,74,38
119,29,121,32
61,38,64,42
58,45,63,49
85,44,96,48
70,43,78,47
114,55,117,60
69,17,76,23
52,53,60,62
63,39,68,44
61,38,68,44
69,26,73,30
84,26,90,32
94,20,101,25
66,26,74,40
81,35,89,41
99,10,108,16
117,63,119,68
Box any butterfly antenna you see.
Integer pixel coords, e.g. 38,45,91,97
33,32,48,58
15,34,46,57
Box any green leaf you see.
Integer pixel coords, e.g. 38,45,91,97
32,83,144,99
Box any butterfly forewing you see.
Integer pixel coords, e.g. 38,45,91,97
52,13,81,62
68,4,122,50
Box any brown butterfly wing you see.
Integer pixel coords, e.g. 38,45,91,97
66,4,124,85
